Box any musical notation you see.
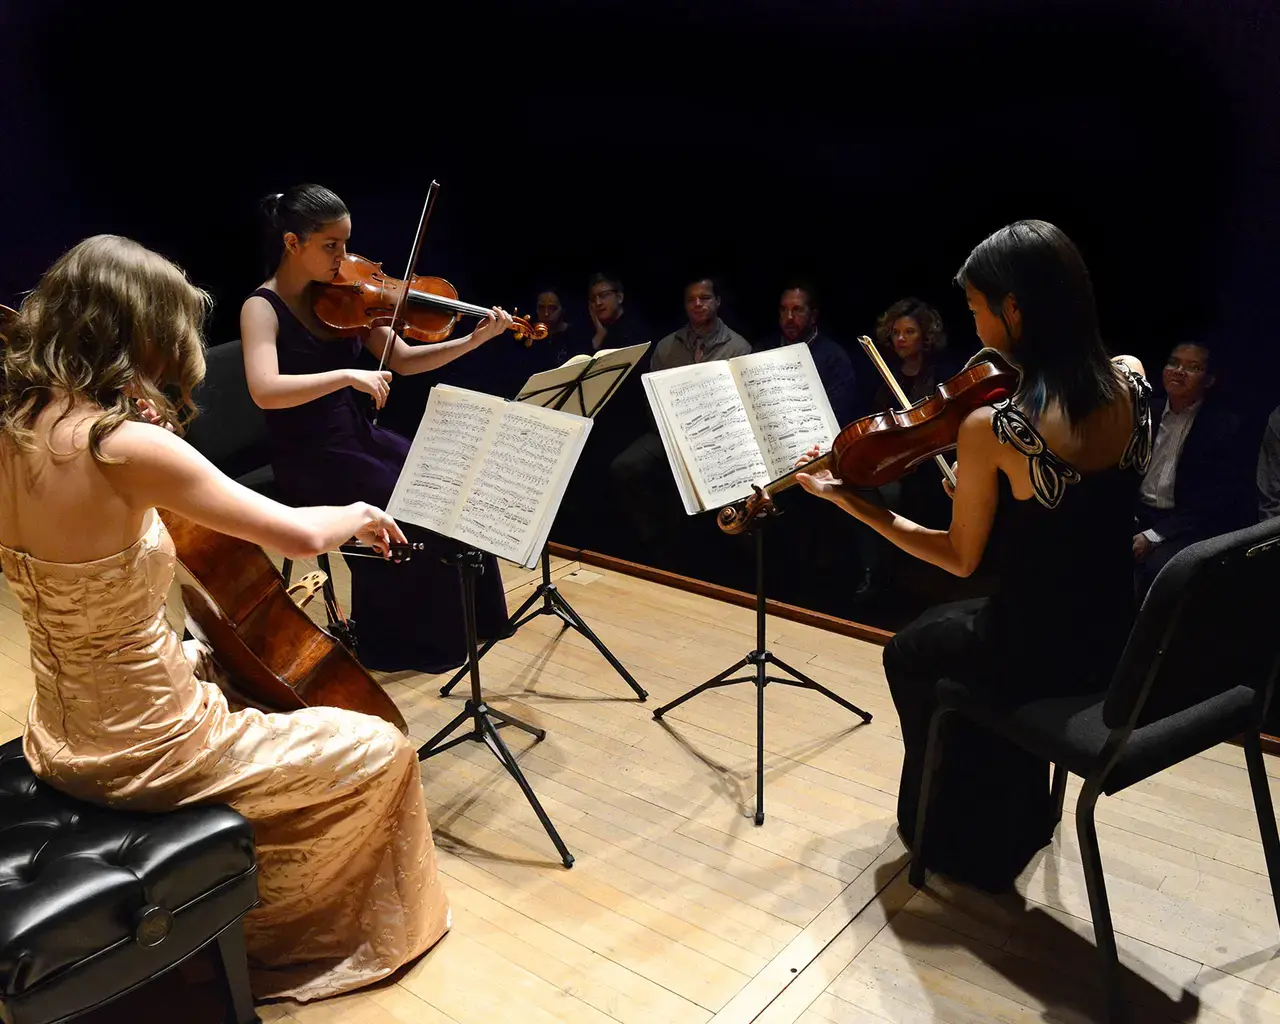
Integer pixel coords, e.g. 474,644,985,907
659,367,770,504
387,384,592,569
454,407,575,561
643,343,839,512
388,393,495,533
735,350,837,478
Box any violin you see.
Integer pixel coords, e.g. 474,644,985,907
313,252,549,346
717,342,1020,535
159,507,410,733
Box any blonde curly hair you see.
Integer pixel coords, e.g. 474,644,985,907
873,297,947,355
1,235,210,463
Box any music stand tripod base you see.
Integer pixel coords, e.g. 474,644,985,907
417,549,574,868
439,548,648,702
651,510,872,825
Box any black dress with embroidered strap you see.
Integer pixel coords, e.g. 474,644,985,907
884,360,1152,891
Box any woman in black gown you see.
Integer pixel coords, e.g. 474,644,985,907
796,220,1153,891
240,183,512,673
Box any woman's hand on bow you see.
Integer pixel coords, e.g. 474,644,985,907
348,369,392,409
352,504,409,559
942,459,957,499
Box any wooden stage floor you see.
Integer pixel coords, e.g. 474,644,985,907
2,551,1280,1022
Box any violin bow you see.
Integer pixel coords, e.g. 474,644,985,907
856,335,959,491
371,181,441,425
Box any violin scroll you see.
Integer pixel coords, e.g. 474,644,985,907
510,311,550,346
717,485,779,535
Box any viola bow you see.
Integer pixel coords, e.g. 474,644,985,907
368,181,441,427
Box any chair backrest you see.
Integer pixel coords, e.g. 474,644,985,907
1103,516,1280,730
183,340,271,479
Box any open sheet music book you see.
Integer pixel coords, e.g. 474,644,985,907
643,343,840,514
386,385,592,569
514,342,651,418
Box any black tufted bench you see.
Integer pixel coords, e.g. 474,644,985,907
0,738,261,1024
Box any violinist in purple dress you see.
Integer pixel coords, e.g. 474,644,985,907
240,183,512,673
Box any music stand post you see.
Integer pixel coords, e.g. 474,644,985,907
440,353,648,701
417,548,575,868
651,505,873,825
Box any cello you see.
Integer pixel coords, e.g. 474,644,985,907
717,341,1020,534
160,508,413,732
3,292,420,731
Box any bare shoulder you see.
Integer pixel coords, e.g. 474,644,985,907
240,292,278,331
98,419,212,484
1111,353,1146,379
958,405,999,454
98,418,183,466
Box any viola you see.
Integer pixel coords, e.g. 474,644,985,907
716,343,1020,534
313,252,549,346
159,507,410,733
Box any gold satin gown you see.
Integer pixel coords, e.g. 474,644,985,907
0,512,451,1002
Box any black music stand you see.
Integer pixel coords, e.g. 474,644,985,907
417,547,575,868
651,504,873,825
440,347,650,702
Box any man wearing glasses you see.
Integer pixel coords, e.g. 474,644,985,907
1134,340,1248,599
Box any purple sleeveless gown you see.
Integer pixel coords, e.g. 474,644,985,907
252,288,510,673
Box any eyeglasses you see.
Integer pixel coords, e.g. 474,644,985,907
1165,359,1207,374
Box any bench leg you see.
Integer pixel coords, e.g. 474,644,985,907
214,921,261,1024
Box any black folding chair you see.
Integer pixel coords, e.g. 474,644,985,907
910,516,1280,1022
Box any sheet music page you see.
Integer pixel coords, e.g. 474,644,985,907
645,362,769,511
514,342,650,418
386,384,499,536
643,373,700,514
730,344,840,479
451,402,591,567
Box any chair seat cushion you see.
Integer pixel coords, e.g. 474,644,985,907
937,679,1257,794
0,738,257,998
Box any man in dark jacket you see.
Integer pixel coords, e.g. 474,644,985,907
754,282,858,425
1135,341,1250,598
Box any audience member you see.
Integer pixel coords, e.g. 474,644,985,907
756,282,858,424
648,276,750,370
1134,340,1250,598
536,286,585,367
868,297,962,410
608,276,750,567
581,272,649,355
549,272,655,551
1259,404,1280,521
852,298,959,601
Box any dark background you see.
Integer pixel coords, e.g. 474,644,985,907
2,0,1277,618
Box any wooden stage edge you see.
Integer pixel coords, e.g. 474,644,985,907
547,541,896,648
547,541,1280,758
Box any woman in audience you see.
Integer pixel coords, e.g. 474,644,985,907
241,183,512,673
796,220,1152,891
853,298,960,601
0,234,451,1001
